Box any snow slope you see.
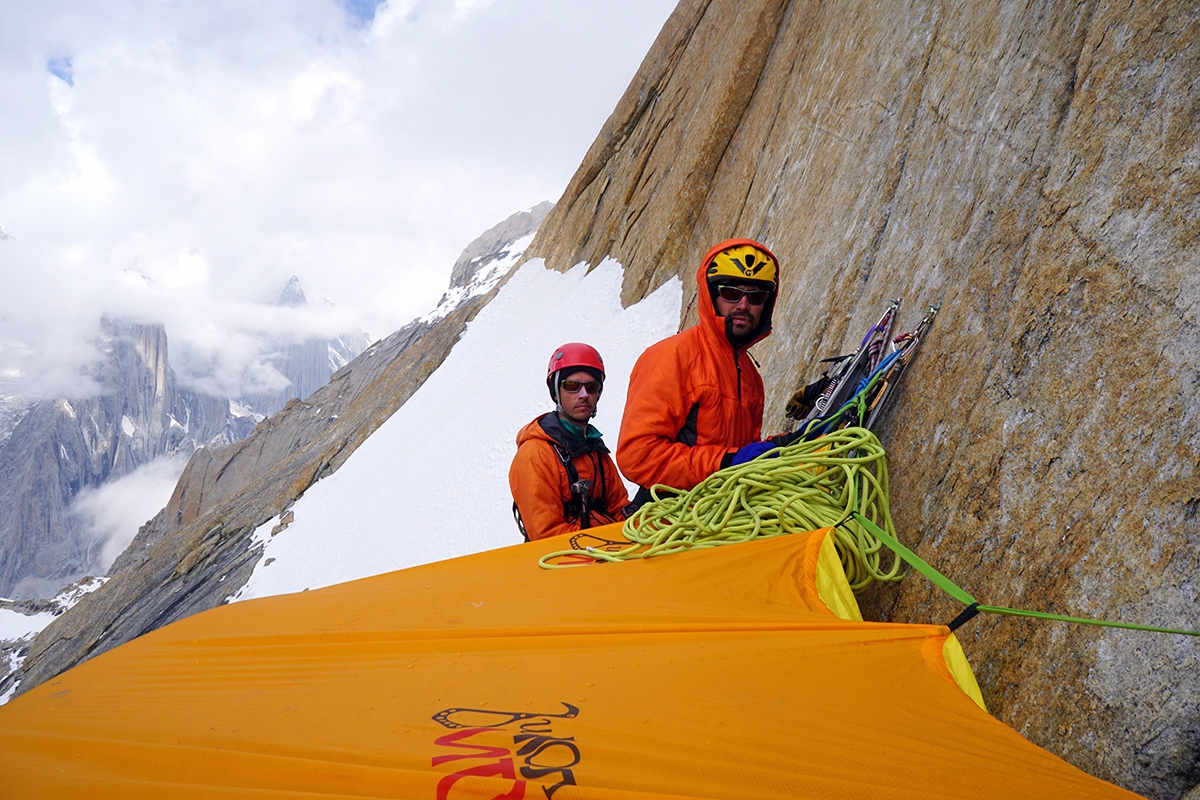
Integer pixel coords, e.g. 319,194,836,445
421,232,538,326
0,576,105,703
0,609,55,642
233,258,681,600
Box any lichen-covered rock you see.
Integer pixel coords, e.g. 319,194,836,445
527,1,1199,797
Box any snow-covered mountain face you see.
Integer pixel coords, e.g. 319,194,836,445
0,271,384,603
0,396,34,444
442,201,554,306
423,200,554,326
228,205,556,422
0,320,254,599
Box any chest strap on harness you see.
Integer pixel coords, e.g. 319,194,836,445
550,441,594,530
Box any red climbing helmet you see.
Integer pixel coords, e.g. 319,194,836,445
546,343,605,402
546,343,605,380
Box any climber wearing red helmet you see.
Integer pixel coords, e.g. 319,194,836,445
617,238,785,508
509,343,631,541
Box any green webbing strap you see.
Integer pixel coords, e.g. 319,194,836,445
843,513,975,605
846,512,1200,638
971,605,1200,636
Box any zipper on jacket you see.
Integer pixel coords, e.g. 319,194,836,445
734,349,743,401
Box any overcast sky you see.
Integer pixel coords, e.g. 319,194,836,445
0,0,677,399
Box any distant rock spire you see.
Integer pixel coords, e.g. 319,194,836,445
276,276,307,308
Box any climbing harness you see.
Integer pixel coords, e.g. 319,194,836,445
540,427,902,591
548,440,603,529
513,437,606,542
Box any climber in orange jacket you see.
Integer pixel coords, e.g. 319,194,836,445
510,343,631,541
617,238,793,509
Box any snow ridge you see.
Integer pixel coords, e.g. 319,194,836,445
421,232,536,326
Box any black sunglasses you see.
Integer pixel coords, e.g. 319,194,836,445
715,284,770,305
560,379,602,394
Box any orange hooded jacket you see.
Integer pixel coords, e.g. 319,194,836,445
510,413,631,541
616,238,778,493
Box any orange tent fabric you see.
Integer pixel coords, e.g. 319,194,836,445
0,525,1137,799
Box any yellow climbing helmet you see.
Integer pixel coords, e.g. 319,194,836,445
704,239,778,289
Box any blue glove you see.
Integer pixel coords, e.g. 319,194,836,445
730,441,776,465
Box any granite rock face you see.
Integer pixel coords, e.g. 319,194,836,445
527,1,1199,797
0,320,253,599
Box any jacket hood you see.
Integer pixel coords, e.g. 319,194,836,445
516,413,609,459
696,238,780,350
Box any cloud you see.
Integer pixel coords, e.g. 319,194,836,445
69,453,190,573
0,0,677,400
451,0,498,23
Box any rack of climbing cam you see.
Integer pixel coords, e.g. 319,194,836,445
796,300,940,440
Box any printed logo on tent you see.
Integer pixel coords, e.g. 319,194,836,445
431,702,581,799
540,532,630,567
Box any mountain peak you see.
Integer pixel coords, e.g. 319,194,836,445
276,276,307,308
448,202,553,292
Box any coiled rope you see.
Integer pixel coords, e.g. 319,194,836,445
538,427,903,591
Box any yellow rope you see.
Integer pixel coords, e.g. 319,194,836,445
538,427,903,591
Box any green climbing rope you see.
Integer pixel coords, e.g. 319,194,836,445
538,427,904,591
850,512,1200,637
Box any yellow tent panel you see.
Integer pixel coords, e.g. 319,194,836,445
0,526,1137,798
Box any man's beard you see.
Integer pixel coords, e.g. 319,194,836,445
725,315,758,348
